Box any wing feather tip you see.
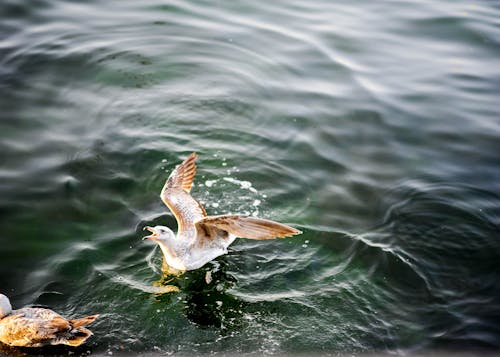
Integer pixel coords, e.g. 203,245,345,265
276,227,302,238
163,152,199,193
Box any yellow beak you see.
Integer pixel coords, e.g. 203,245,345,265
142,226,158,241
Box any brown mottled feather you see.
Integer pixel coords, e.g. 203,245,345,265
0,308,98,347
44,315,71,334
68,314,99,329
195,215,302,240
164,152,198,193
161,153,206,233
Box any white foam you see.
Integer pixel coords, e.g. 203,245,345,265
205,179,218,188
223,177,258,193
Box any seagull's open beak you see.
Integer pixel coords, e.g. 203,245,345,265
142,226,158,241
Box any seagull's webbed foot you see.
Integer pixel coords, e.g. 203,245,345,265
161,259,186,277
149,260,186,291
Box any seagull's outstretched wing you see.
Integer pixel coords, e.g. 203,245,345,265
161,152,206,233
195,214,302,240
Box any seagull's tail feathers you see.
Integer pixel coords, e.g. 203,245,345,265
60,314,99,347
69,314,99,329
196,215,302,240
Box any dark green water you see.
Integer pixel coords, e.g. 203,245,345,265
1,0,500,355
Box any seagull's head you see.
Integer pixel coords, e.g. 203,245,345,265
142,226,175,243
0,294,12,318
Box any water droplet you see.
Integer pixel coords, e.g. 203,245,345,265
205,179,217,187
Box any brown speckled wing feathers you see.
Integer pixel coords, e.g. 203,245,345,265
195,215,302,240
161,153,206,233
0,309,69,347
163,152,197,193
0,308,98,347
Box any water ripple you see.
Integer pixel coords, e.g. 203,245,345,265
2,0,500,355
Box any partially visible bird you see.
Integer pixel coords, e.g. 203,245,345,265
0,294,99,348
143,152,302,272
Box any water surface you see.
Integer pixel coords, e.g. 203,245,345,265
1,0,500,355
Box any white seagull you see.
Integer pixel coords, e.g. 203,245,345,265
143,152,302,272
0,293,98,348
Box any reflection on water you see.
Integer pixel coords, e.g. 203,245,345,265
154,260,243,329
0,343,96,357
1,0,500,355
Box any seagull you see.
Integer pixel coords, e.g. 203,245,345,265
143,152,302,272
0,293,99,348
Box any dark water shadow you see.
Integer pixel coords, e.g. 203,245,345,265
154,258,247,330
369,180,500,350
0,342,95,357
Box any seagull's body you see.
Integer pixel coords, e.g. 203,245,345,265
0,294,98,348
143,152,301,272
